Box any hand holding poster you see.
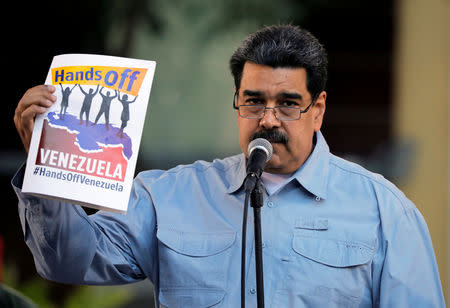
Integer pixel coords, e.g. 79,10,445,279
22,54,156,213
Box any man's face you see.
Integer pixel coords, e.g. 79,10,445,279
236,62,326,174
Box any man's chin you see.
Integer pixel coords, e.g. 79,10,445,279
265,156,285,173
268,143,288,158
265,149,300,174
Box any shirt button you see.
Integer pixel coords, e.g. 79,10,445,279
267,201,274,208
315,196,321,202
250,288,256,294
262,242,266,248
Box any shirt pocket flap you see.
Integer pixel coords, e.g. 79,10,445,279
157,227,236,257
292,235,375,267
295,217,329,230
160,288,225,308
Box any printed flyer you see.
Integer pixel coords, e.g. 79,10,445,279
22,54,156,213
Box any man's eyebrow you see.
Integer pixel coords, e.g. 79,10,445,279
242,90,264,97
277,92,303,100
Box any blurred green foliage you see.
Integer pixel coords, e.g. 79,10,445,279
3,263,132,308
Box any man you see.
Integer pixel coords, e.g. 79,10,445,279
12,25,445,307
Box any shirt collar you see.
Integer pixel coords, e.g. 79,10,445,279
226,131,330,199
226,153,247,194
291,131,329,200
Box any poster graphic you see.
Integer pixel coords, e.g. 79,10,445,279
22,54,156,213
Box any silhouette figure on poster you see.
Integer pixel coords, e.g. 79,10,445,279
92,87,117,130
58,83,76,120
78,84,99,126
117,91,138,138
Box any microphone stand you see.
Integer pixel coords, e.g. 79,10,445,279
242,173,266,308
250,177,265,308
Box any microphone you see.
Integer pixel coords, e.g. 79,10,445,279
244,138,273,192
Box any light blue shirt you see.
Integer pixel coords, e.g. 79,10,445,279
12,131,445,307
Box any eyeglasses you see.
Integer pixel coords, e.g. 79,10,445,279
233,92,314,121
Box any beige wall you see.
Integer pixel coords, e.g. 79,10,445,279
393,0,449,303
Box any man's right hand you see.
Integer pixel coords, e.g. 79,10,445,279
14,85,57,153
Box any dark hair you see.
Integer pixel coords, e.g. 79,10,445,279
229,24,328,101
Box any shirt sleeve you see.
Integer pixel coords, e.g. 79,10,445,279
11,165,158,286
377,200,445,307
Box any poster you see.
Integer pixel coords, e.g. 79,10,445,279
22,54,156,213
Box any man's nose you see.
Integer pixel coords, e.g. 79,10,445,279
259,107,281,129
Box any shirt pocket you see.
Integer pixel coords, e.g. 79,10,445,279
292,234,375,268
156,227,236,307
291,217,375,267
159,288,225,308
271,218,375,308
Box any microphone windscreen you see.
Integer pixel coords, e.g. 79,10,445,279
247,138,273,162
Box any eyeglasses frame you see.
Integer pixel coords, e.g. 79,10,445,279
232,91,314,121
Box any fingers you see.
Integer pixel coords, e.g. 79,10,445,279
14,85,57,153
16,104,47,153
21,104,48,129
16,85,56,114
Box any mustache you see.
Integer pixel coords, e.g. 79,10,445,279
250,129,289,144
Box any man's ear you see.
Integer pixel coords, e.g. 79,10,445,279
313,91,326,132
234,88,239,120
